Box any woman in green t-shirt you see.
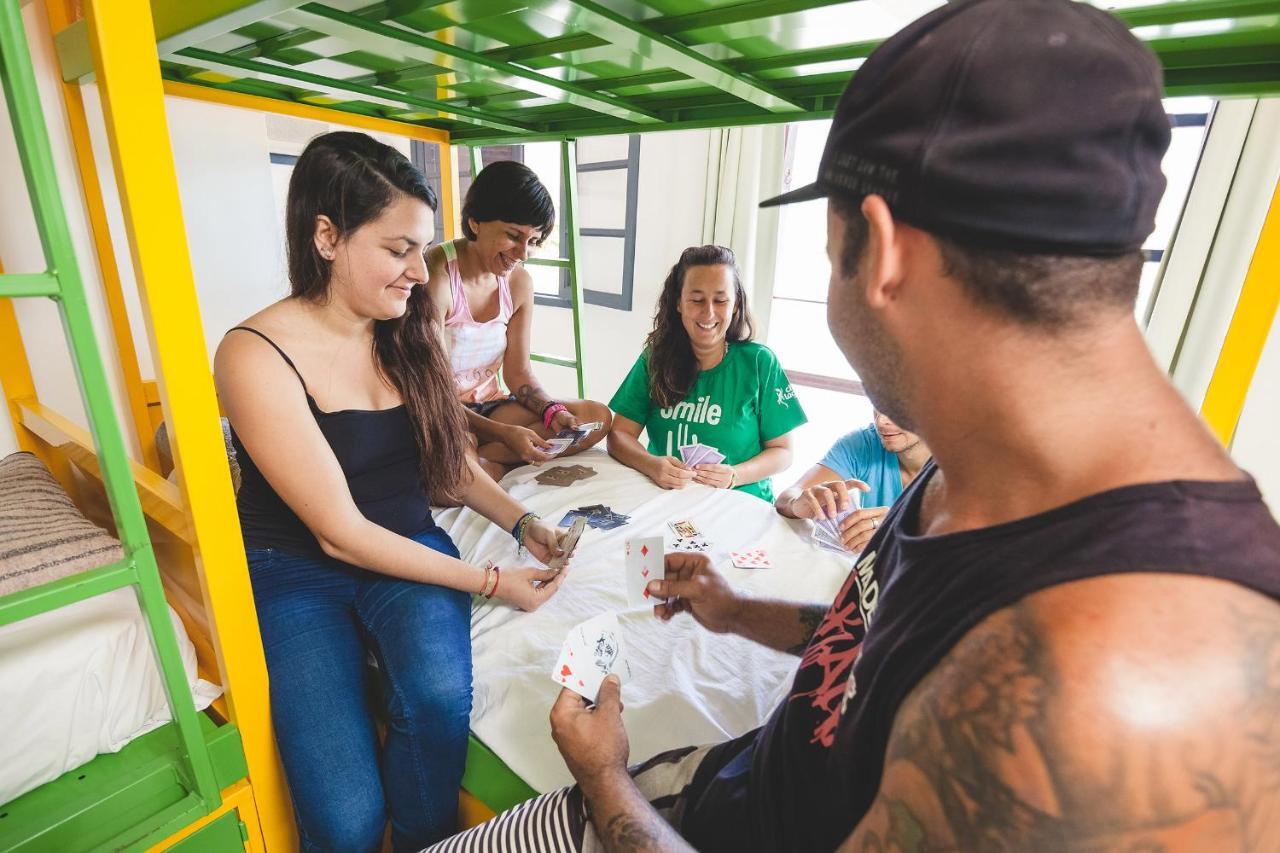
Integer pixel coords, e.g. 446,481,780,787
606,245,807,501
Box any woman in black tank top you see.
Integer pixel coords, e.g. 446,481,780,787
213,132,571,852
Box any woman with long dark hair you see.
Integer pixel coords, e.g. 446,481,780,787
606,245,807,501
426,160,611,481
214,132,568,851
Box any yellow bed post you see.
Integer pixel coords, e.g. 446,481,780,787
80,0,294,848
1201,174,1280,446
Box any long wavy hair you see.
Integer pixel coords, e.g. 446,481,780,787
645,245,754,409
286,131,470,502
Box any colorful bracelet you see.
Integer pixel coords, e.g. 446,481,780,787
542,402,568,430
490,566,501,599
511,511,538,547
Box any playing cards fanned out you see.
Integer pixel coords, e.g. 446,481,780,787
559,504,630,530
551,612,632,703
625,536,665,606
679,443,724,467
811,493,861,553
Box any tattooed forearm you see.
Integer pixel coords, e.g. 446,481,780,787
786,604,829,655
515,382,552,416
602,814,664,853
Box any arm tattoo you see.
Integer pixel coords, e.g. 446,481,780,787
515,382,552,417
851,594,1280,852
603,814,663,853
786,604,828,656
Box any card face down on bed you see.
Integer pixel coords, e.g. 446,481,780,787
0,452,222,805
433,450,855,793
0,452,124,595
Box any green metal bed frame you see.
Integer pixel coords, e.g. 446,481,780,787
3,0,1278,848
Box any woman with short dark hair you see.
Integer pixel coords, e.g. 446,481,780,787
214,132,568,852
607,245,807,501
427,160,611,481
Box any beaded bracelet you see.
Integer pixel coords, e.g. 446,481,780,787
727,467,738,489
511,511,538,550
540,402,565,427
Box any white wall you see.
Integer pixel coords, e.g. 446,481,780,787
529,129,712,403
1234,313,1280,510
0,2,134,457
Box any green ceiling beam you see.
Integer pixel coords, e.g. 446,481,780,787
173,47,535,133
645,0,853,35
548,0,801,113
1114,0,1280,27
284,3,661,124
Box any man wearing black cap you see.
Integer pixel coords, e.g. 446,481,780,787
428,1,1280,850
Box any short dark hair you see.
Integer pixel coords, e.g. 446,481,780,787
461,160,555,242
831,197,1143,329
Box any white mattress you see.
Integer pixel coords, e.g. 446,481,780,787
435,450,852,793
0,587,222,805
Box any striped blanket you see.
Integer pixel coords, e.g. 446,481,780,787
0,452,123,596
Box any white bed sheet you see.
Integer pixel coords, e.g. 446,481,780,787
435,450,852,793
0,587,222,805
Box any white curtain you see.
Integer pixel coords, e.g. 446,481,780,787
700,125,787,339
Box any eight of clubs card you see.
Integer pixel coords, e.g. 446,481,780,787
550,612,632,702
626,536,665,606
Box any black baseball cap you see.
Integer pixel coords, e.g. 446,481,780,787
760,0,1171,255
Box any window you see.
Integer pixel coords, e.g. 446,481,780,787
442,136,641,311
765,100,1212,488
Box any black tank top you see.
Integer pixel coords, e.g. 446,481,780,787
227,327,433,557
683,461,1280,852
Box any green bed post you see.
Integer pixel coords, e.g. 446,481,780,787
0,0,220,818
561,139,587,399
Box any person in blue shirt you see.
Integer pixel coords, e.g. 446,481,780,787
775,410,930,553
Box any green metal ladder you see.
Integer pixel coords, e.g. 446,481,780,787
468,142,588,398
0,0,222,847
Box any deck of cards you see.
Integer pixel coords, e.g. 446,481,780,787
535,464,598,486
549,515,586,573
626,536,665,606
679,443,725,467
811,493,861,554
559,504,630,530
554,420,604,448
551,612,632,702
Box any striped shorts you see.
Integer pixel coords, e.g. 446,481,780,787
424,744,715,852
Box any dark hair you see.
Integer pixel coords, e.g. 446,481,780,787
645,245,754,408
460,160,555,243
830,197,1143,329
286,131,470,502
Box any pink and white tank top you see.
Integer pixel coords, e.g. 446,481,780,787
442,240,515,405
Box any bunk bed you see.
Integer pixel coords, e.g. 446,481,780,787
2,0,1277,850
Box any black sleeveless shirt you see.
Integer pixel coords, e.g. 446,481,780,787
682,461,1280,852
227,327,434,557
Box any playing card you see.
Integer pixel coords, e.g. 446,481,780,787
693,447,725,466
672,536,710,553
668,519,699,538
811,523,848,553
626,536,665,606
550,515,586,571
730,548,773,569
536,465,598,486
550,613,632,702
682,443,711,467
678,444,700,465
544,437,574,457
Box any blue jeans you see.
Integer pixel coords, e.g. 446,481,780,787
246,527,472,852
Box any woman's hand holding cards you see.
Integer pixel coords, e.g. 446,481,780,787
692,462,736,489
523,519,567,566
493,564,566,611
650,553,743,634
791,478,869,521
549,408,580,433
503,423,556,464
649,456,696,490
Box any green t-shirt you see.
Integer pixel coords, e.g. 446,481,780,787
608,341,807,501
